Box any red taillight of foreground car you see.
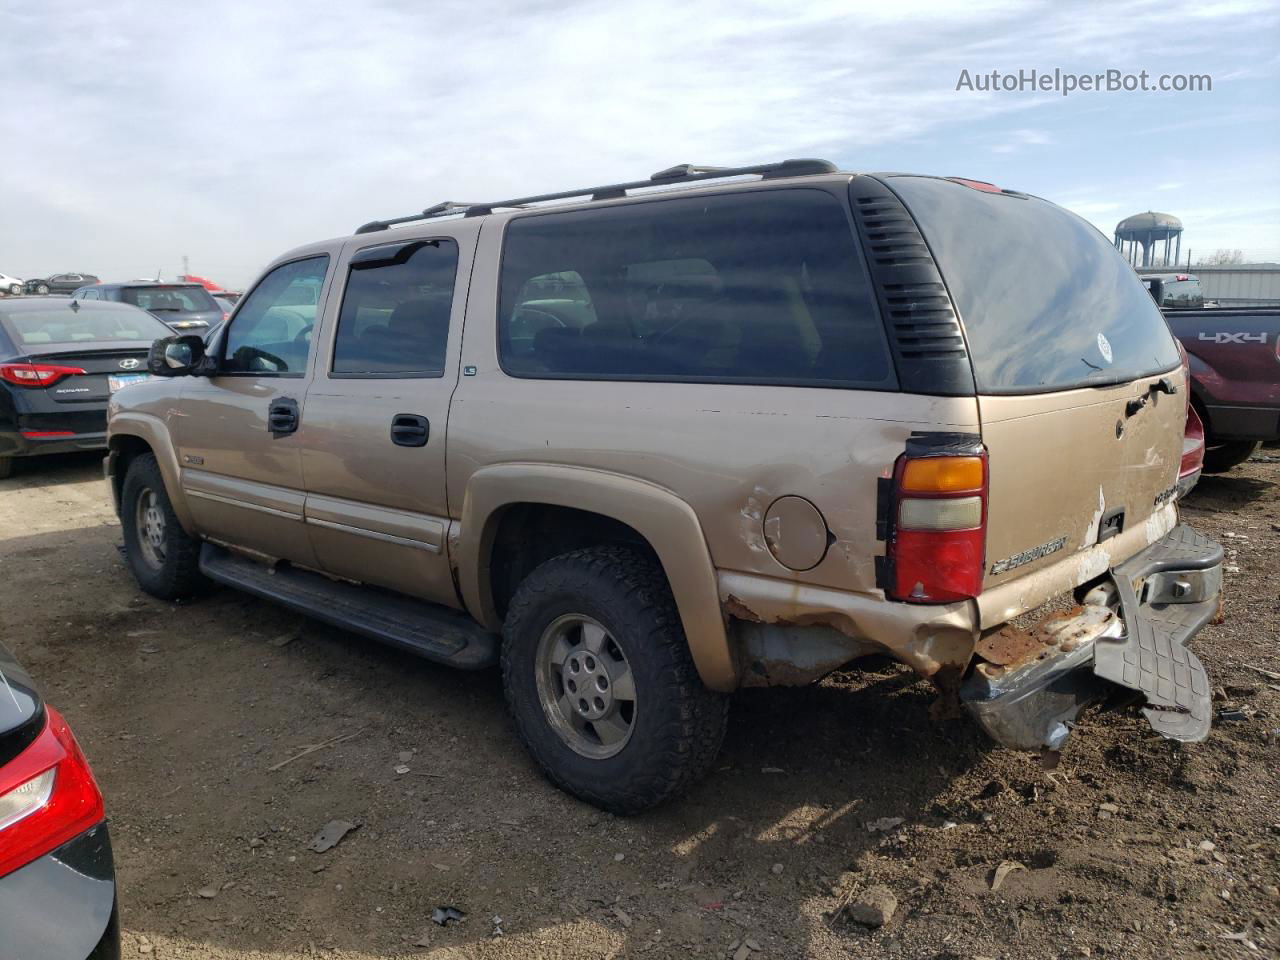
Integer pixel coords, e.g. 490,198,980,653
887,451,988,603
0,707,105,880
0,363,88,388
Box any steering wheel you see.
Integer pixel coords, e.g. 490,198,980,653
232,345,290,372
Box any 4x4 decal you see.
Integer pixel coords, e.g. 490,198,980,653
1198,331,1268,344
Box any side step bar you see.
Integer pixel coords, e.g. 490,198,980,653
199,543,499,670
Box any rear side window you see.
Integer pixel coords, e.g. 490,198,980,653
890,176,1180,393
331,239,457,377
498,189,894,389
122,285,218,312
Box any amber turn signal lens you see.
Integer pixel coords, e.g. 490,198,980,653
900,456,985,493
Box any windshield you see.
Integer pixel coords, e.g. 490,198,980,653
121,285,219,312
890,176,1180,394
1,305,173,346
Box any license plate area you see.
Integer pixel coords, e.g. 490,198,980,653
108,373,150,392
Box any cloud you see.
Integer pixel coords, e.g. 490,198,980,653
991,128,1053,153
0,0,1276,283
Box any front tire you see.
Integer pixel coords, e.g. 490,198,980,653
1203,440,1258,473
120,453,204,600
501,545,728,814
35,283,49,295
7,283,20,296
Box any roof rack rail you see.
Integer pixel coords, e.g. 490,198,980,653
353,158,838,234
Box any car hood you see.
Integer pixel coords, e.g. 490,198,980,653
0,641,43,767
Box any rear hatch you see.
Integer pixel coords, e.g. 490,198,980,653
0,642,44,768
120,284,223,334
890,176,1185,617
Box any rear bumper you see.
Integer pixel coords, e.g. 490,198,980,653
1203,402,1280,442
961,524,1222,751
0,822,119,959
1,428,108,459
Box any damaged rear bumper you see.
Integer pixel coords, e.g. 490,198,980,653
961,524,1222,751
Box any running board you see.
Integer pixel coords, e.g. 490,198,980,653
199,543,498,669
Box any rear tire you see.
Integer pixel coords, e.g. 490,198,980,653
0,457,12,479
501,545,728,814
35,283,49,295
120,453,205,600
1202,440,1258,473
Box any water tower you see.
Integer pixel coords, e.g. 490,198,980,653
1114,211,1183,268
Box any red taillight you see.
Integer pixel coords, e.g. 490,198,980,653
886,451,988,603
0,363,88,388
20,430,75,438
0,707,105,880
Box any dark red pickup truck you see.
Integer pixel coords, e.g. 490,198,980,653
1163,305,1280,472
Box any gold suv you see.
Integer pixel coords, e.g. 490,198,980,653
107,160,1223,812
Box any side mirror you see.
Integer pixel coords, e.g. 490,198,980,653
147,335,207,377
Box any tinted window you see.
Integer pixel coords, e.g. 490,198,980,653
222,256,329,375
331,240,456,377
498,190,894,388
122,285,218,312
0,305,172,346
1158,279,1203,307
891,177,1180,393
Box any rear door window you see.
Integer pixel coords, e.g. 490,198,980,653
890,176,1180,394
330,239,457,377
498,189,895,389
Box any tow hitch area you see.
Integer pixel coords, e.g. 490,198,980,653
961,524,1222,751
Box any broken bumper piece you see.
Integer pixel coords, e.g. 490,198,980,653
961,524,1222,751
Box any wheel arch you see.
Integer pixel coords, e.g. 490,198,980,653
107,414,195,533
455,464,736,691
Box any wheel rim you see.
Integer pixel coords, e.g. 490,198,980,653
134,487,167,570
535,614,637,759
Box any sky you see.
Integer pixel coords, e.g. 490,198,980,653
0,0,1277,288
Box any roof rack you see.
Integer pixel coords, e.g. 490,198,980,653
353,158,838,235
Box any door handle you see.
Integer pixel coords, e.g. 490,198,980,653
390,413,429,447
268,397,299,437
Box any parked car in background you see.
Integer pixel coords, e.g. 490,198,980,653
25,273,99,296
0,271,24,296
73,282,224,337
1162,304,1280,472
0,640,119,959
109,160,1223,814
0,297,174,478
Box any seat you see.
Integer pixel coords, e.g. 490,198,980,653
360,298,449,373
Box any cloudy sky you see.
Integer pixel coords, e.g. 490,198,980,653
1,0,1277,287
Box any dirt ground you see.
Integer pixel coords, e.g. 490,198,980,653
0,453,1277,960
